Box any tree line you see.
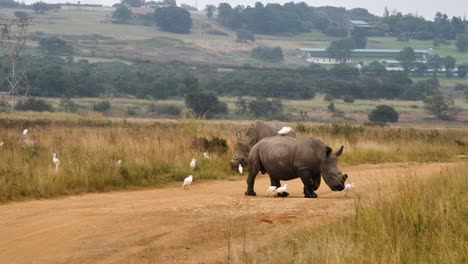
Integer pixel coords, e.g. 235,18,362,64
2,55,465,103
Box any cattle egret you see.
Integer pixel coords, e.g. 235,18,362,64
238,164,243,175
0,141,4,147
52,153,60,171
117,160,122,166
23,129,28,136
183,175,193,190
203,152,210,159
343,183,354,196
190,158,196,169
266,186,277,196
276,184,288,195
278,127,292,135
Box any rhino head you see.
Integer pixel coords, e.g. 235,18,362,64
229,131,253,169
321,146,348,191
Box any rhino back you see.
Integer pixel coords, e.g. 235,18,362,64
252,136,325,179
246,121,295,144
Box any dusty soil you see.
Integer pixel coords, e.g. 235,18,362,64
0,162,453,264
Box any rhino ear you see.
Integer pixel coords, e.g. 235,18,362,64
335,146,344,157
325,146,332,157
236,131,241,139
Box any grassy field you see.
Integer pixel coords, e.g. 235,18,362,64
0,115,467,202
1,8,468,67
238,163,467,263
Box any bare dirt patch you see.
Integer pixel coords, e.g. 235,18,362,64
0,162,454,264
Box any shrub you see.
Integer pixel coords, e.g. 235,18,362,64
205,30,228,36
343,95,355,103
15,98,53,112
327,102,335,112
59,98,78,113
93,100,111,112
192,136,228,154
454,83,467,91
368,105,399,123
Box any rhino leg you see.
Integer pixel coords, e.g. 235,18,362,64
245,158,261,196
298,170,318,198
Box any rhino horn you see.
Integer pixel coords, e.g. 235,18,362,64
336,146,344,157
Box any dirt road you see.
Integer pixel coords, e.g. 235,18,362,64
0,163,452,264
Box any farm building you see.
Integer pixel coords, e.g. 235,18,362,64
345,20,372,31
296,48,433,64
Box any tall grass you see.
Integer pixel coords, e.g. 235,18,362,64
239,164,468,263
0,117,466,202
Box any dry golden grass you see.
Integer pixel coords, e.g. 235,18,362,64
0,115,467,202
238,163,468,264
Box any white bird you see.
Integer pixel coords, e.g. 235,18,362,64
117,160,122,166
343,183,354,196
0,141,4,147
278,127,292,135
203,152,210,159
183,175,193,190
23,129,28,136
238,164,243,175
266,186,277,196
276,184,288,195
52,153,60,171
190,158,196,169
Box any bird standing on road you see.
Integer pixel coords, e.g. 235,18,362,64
266,186,277,196
276,184,288,195
238,164,243,175
343,183,354,196
190,158,196,169
278,127,292,135
23,129,28,136
52,153,60,171
183,175,193,190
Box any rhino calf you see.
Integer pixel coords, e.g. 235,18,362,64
245,136,347,198
229,121,295,169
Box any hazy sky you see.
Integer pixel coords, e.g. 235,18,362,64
20,0,468,20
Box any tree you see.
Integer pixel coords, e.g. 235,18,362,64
14,11,28,20
185,92,228,118
368,105,399,123
455,33,468,52
251,46,283,62
326,38,354,63
16,98,53,112
247,98,283,119
122,0,144,7
397,47,416,72
443,56,456,77
423,94,459,120
457,63,468,79
32,1,50,13
0,0,19,7
39,37,73,55
427,54,443,70
112,6,132,22
155,7,192,34
236,28,255,43
205,4,215,18
361,61,386,77
351,28,368,49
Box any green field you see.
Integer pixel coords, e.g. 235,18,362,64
1,8,468,67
